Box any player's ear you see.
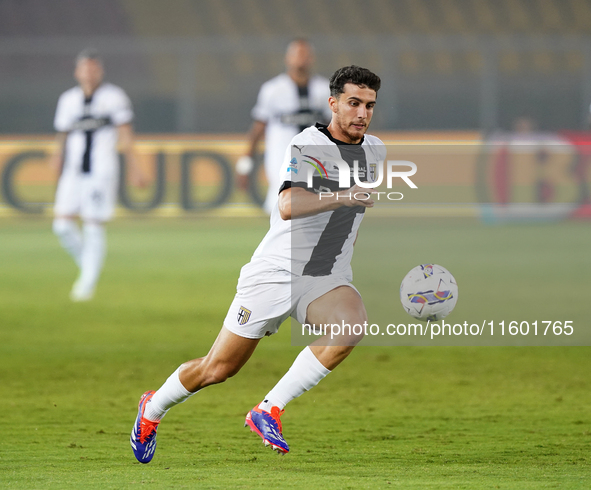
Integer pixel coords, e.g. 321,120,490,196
328,96,338,113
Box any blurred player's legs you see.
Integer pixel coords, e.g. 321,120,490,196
53,172,115,300
71,221,106,301
52,217,82,267
53,217,107,301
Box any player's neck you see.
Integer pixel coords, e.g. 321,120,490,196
326,121,363,145
288,69,309,88
80,82,101,98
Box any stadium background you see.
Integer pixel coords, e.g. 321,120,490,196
3,0,591,133
1,1,591,488
2,0,591,215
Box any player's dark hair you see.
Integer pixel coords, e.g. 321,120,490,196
329,65,381,98
76,48,101,64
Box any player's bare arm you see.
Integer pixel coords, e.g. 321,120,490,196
49,132,68,174
236,120,267,189
278,185,375,220
246,120,266,158
118,123,148,188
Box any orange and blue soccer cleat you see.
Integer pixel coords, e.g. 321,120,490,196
245,403,289,454
130,390,160,463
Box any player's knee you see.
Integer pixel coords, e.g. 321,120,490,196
351,322,366,344
329,315,367,346
83,221,105,236
339,329,365,347
52,218,74,238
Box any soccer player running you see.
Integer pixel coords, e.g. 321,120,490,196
236,39,331,214
50,50,145,301
131,65,384,463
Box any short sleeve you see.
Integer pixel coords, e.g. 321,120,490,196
110,88,134,126
278,142,325,193
53,93,72,132
251,82,273,123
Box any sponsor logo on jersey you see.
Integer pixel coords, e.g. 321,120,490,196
280,110,323,127
369,163,377,181
237,306,252,325
288,157,298,174
71,116,112,132
302,154,328,179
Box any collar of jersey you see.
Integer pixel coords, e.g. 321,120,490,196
315,123,364,146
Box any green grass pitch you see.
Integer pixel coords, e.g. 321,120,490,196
0,216,590,488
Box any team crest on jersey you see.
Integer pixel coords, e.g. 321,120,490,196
237,306,252,325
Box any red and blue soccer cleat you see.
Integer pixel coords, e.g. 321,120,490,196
245,403,289,454
130,390,160,464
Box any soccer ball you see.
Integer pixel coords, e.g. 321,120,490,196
400,264,458,321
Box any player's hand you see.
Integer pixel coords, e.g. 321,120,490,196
235,156,253,191
337,184,376,208
129,165,150,188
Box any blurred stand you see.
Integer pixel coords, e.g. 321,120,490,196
1,35,591,134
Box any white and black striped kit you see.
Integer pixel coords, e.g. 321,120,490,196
251,123,386,280
53,82,133,221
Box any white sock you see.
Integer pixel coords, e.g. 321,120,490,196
52,218,82,267
77,222,106,291
143,367,195,422
260,347,331,411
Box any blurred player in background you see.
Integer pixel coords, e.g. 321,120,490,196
50,49,145,301
236,38,331,214
132,65,383,463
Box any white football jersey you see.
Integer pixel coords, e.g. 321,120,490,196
251,73,331,212
54,82,133,179
251,123,386,279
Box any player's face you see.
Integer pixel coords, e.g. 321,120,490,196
328,83,376,144
74,58,104,92
285,42,314,73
